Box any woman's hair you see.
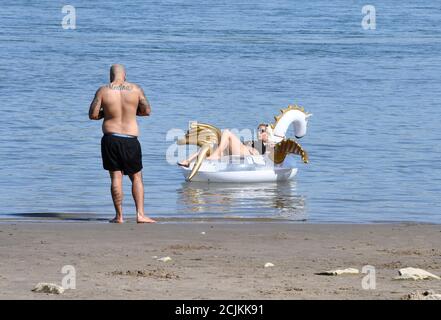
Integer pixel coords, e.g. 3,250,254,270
257,123,268,129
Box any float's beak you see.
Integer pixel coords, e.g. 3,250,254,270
293,113,312,139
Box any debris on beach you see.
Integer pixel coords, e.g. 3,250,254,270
111,269,179,280
402,290,441,300
157,256,172,262
201,232,206,235
32,282,64,294
393,267,440,281
264,262,275,268
315,268,359,276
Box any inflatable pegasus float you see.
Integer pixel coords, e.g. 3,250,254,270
177,105,311,183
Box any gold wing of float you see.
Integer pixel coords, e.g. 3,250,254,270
177,122,221,181
268,138,309,164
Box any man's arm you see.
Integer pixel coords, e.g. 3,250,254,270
137,86,151,116
88,88,104,120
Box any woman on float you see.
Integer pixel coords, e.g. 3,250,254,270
178,123,270,167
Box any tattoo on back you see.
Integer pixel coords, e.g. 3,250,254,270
107,84,133,91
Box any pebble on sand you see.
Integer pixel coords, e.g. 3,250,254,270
393,267,440,281
32,283,64,294
315,268,359,276
402,290,441,300
201,232,206,235
264,262,275,268
157,256,172,262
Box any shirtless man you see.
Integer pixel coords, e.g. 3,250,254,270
89,64,156,224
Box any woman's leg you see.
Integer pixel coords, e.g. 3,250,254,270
208,129,252,160
178,151,200,167
207,129,231,159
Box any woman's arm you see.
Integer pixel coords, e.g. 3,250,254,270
246,145,260,155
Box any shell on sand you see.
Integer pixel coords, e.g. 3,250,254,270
394,267,440,281
157,256,172,262
264,262,275,268
315,268,359,276
32,282,64,294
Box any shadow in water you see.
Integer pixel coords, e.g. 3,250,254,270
177,180,307,221
5,212,109,222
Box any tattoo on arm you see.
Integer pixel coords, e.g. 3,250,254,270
89,89,103,120
137,88,151,116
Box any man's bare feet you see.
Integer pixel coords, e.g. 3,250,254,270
136,214,156,224
109,217,124,223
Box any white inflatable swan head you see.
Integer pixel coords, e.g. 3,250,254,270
267,105,312,144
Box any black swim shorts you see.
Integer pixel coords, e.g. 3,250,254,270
101,133,143,175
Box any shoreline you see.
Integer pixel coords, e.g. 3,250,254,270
1,219,440,226
0,214,439,225
0,222,440,299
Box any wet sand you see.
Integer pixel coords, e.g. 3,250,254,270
0,222,440,299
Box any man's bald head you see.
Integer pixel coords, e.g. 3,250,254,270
110,64,126,82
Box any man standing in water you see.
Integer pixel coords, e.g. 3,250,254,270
89,64,156,223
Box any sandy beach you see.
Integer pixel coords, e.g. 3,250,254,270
0,221,440,299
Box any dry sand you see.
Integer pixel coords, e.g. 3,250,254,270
0,222,440,299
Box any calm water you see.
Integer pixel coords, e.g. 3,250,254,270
0,1,440,223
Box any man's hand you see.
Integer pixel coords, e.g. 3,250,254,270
97,108,104,119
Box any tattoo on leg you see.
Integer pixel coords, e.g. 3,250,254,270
111,184,123,213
